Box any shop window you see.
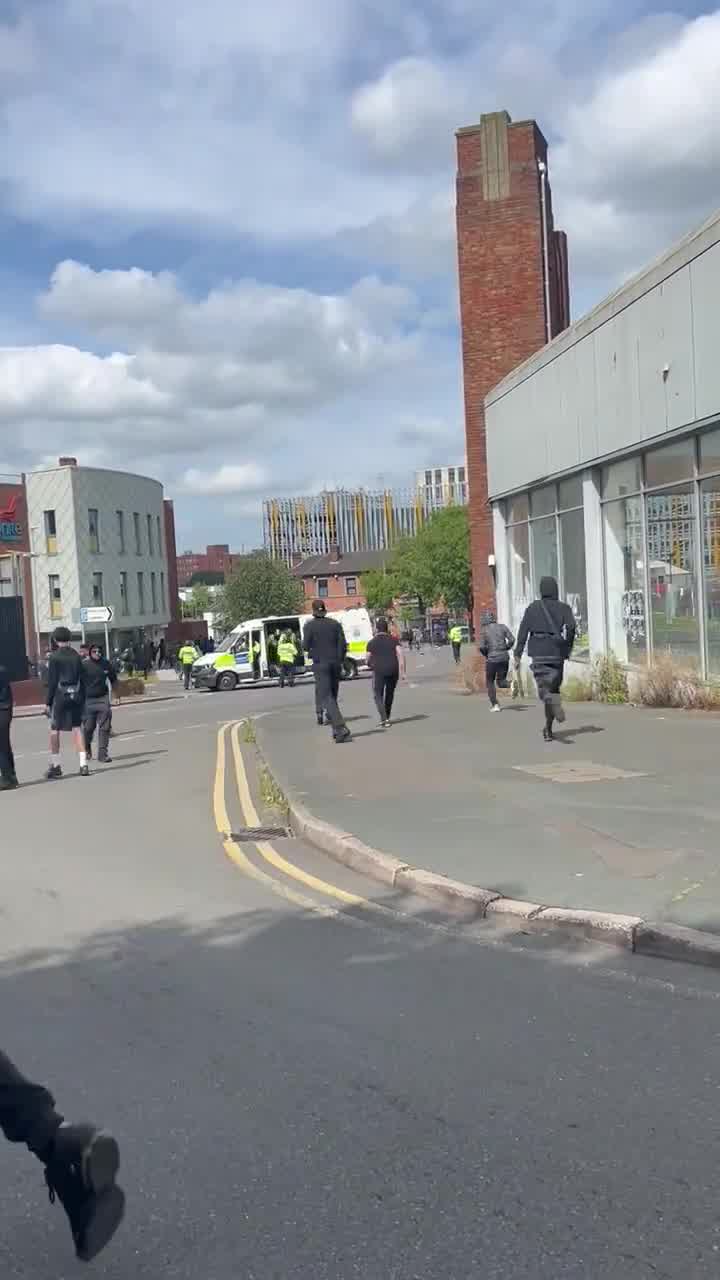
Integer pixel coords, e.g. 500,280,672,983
603,495,647,665
646,485,699,665
645,439,694,489
602,458,642,500
507,494,529,524
699,426,720,476
702,475,720,674
559,508,588,656
508,521,531,630
558,476,583,510
530,485,555,518
531,515,558,587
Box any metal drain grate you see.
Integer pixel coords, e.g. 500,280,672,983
230,827,292,842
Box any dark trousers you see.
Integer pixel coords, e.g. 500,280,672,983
313,663,346,735
373,671,398,722
486,657,510,706
533,661,564,727
0,1048,63,1156
452,642,461,664
279,663,295,688
0,707,15,780
84,696,112,758
183,665,192,690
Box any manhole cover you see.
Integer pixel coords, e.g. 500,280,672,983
230,827,292,841
513,760,648,784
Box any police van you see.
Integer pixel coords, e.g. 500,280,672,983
191,608,373,692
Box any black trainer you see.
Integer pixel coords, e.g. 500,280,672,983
44,1124,125,1262
79,765,90,777
334,728,352,744
543,726,554,743
0,774,19,791
46,764,62,780
98,755,112,764
316,714,325,726
86,746,93,760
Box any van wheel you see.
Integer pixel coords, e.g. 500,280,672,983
217,672,237,692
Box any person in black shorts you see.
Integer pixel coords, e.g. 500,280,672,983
46,627,88,779
367,617,406,727
0,1045,124,1261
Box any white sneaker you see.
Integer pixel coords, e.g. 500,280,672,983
490,704,501,713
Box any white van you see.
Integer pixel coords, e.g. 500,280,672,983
191,607,373,692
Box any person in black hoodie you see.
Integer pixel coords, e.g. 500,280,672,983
0,663,18,791
82,644,118,764
514,576,576,741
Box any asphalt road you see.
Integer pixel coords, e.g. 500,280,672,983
1,679,719,1278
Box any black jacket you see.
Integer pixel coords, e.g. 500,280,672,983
0,664,12,712
302,616,347,666
514,578,576,664
479,622,514,661
83,656,117,700
46,649,86,707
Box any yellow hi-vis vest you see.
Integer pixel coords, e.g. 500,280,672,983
277,639,297,664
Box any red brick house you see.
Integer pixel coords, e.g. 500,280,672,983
293,548,389,611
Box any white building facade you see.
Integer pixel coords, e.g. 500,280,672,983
415,464,468,509
26,460,171,651
486,207,720,679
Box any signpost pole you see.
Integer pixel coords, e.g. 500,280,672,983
81,622,86,644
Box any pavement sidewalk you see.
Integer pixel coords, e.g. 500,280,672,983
255,654,720,935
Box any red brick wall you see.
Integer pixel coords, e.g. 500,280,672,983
456,111,569,629
0,481,38,661
299,573,365,612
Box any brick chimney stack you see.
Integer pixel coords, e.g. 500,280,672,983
456,110,570,626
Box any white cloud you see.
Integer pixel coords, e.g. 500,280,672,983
351,58,468,170
180,463,268,496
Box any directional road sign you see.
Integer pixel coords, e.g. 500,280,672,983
79,605,114,624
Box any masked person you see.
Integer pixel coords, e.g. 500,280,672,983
514,577,576,741
302,600,351,743
0,1046,124,1261
82,645,118,763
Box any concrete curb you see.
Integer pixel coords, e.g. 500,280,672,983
14,693,185,718
254,724,720,970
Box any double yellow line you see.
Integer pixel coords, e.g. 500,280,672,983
213,721,378,918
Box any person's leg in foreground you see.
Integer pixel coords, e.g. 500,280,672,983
83,704,98,761
183,665,191,691
383,672,398,724
372,670,387,725
0,705,18,789
534,663,564,741
452,642,461,664
0,1048,124,1261
48,709,87,778
314,673,325,724
95,701,112,763
486,658,509,712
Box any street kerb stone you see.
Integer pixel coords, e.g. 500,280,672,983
486,898,544,921
394,868,501,917
635,922,720,968
532,906,641,948
513,760,648,784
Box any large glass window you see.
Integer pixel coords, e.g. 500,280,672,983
531,516,558,587
508,521,531,626
646,485,699,664
699,426,720,476
560,508,588,656
602,458,642,500
603,495,647,665
702,476,720,674
645,439,694,488
530,485,555,518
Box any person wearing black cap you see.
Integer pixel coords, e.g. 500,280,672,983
514,576,576,741
302,600,351,743
0,1045,124,1261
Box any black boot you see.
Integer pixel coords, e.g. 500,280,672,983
43,1124,125,1262
0,774,18,791
543,725,554,742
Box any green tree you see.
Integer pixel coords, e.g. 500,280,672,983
185,584,212,617
361,568,398,614
390,506,471,613
217,553,304,630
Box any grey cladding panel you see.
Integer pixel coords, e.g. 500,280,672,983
690,242,720,423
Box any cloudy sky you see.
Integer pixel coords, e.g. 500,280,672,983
1,0,719,550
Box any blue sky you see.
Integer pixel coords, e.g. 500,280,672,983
1,0,719,550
